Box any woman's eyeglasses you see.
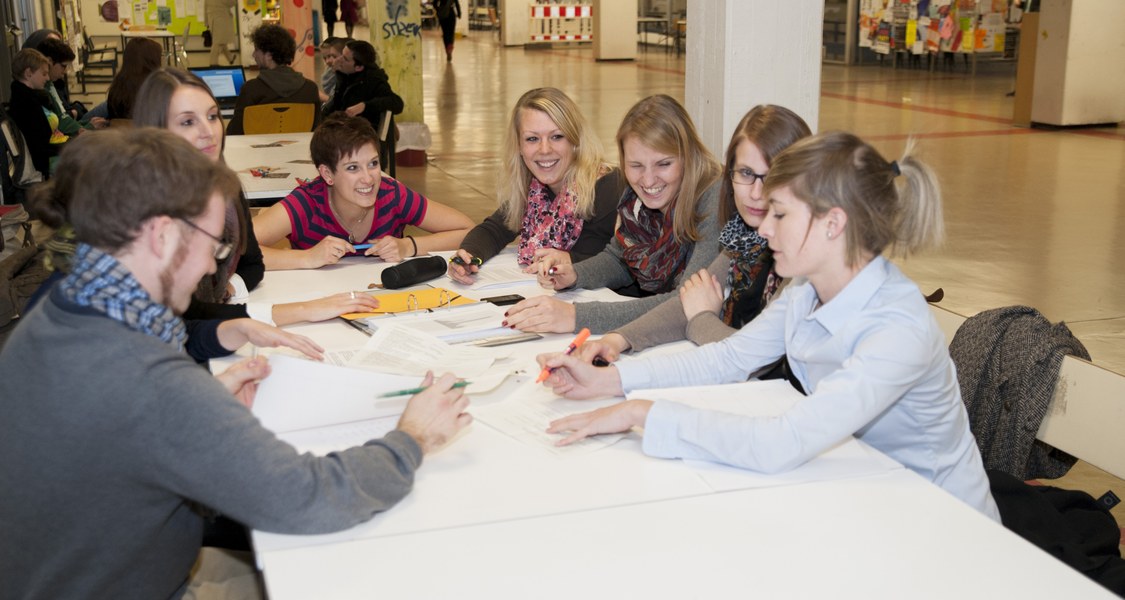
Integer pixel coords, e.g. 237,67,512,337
730,168,766,186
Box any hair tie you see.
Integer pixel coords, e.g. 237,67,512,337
890,161,901,177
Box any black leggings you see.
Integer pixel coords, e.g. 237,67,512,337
439,15,457,46
322,0,338,34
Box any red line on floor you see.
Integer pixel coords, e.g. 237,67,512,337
863,128,1046,142
821,91,1012,124
821,75,964,85
1068,129,1125,141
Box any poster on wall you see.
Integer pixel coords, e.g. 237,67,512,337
873,19,890,54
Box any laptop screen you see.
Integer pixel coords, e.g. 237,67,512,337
189,67,246,101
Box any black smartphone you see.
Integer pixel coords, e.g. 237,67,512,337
481,294,524,306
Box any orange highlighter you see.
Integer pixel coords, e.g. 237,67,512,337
535,328,591,383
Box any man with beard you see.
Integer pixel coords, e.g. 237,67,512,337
0,129,472,599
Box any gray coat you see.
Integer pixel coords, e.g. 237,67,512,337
948,305,1090,480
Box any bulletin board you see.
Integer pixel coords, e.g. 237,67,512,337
82,0,206,38
859,0,1011,56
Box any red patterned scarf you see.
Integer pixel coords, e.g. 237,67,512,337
517,178,584,266
615,188,690,294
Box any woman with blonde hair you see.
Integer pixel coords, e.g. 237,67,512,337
539,131,999,521
579,104,811,361
504,94,722,334
448,87,623,284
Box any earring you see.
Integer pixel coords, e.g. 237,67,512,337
827,230,834,240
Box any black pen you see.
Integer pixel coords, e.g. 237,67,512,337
340,317,374,336
451,255,483,267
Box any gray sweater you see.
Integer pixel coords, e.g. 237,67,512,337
572,181,721,334
613,252,736,352
0,290,424,599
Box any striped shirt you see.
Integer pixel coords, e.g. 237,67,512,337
280,176,429,251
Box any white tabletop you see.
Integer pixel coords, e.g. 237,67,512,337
243,254,1114,600
224,132,317,202
259,469,1114,599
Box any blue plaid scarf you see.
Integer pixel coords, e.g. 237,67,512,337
57,243,187,350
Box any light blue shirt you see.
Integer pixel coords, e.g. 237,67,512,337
618,256,1000,520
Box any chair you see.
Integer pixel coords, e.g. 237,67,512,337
242,103,316,134
76,27,119,93
176,23,191,67
932,304,1125,480
420,3,437,29
378,110,396,178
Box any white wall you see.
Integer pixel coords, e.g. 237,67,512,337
1031,0,1125,126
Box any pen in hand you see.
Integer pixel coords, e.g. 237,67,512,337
535,328,591,384
378,381,472,398
450,255,483,267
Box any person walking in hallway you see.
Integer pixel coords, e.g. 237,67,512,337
205,0,238,65
435,0,462,61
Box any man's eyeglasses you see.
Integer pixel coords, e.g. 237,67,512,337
730,168,766,186
178,218,233,261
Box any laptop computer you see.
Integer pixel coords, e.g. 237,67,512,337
189,67,246,118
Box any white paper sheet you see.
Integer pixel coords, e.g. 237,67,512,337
278,417,399,455
627,380,902,490
472,382,625,456
346,324,495,378
360,302,528,346
252,355,424,434
446,264,538,291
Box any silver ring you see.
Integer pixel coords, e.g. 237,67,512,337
350,291,356,300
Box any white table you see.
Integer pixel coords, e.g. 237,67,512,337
259,470,1113,599
224,132,317,204
244,255,1115,600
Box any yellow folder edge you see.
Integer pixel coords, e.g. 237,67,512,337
340,288,477,319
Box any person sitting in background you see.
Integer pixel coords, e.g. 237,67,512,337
324,40,402,170
7,48,65,177
448,87,622,285
0,128,473,598
24,29,82,119
80,37,164,124
579,105,811,361
318,36,348,104
254,114,474,269
226,23,322,135
503,94,722,335
32,37,107,135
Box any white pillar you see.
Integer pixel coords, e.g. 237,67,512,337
500,0,529,47
685,0,824,158
592,0,636,61
371,0,423,123
1031,0,1125,126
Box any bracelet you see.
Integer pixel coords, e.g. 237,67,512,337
406,235,417,257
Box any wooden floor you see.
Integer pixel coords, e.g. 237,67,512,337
74,24,1125,549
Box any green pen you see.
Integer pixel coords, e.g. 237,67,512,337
377,381,472,398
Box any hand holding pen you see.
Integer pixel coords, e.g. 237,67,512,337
395,371,474,454
536,261,577,290
535,330,624,399
447,249,483,284
526,248,571,276
535,328,591,383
